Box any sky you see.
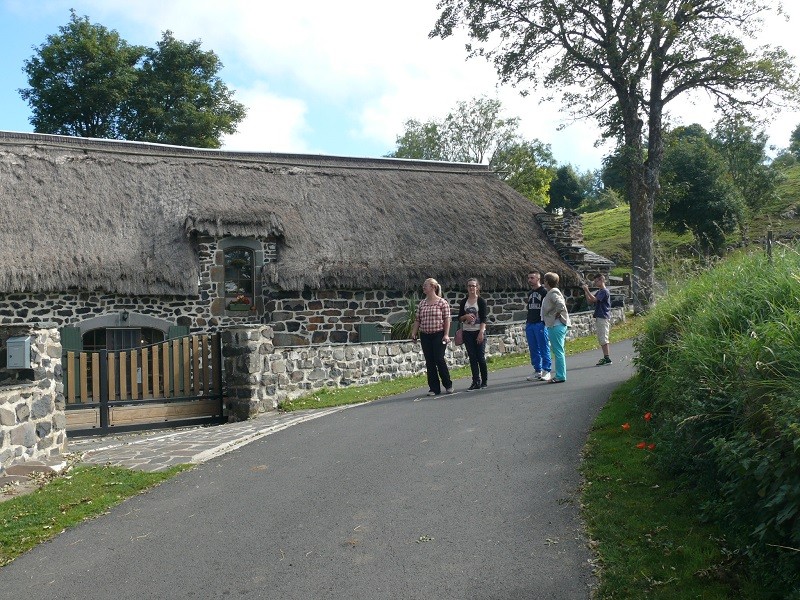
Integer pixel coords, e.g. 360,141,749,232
1,0,799,172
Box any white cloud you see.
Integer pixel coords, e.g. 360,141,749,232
221,87,309,154
30,0,800,168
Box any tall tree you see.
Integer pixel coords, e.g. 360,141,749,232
20,12,245,148
387,119,446,160
443,96,520,163
432,0,798,312
387,96,519,164
548,165,584,211
119,31,246,148
711,117,782,218
658,127,745,255
489,139,556,205
790,123,800,160
20,10,143,138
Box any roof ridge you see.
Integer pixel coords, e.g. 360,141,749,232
0,130,492,175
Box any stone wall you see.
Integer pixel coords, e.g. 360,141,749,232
0,327,66,474
222,308,625,418
0,232,584,348
0,236,277,332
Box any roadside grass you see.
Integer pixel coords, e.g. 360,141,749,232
582,377,769,599
278,315,644,411
0,464,187,567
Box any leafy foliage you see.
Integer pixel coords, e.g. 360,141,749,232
432,0,799,311
19,10,143,139
790,123,800,160
489,139,555,205
548,164,583,211
443,96,519,163
582,378,764,598
118,31,246,147
19,11,245,148
388,96,518,163
390,296,419,340
634,247,800,594
388,96,555,204
711,117,783,215
657,126,746,254
389,119,446,161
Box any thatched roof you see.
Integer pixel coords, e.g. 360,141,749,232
0,131,579,296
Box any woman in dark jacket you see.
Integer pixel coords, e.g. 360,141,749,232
458,278,489,390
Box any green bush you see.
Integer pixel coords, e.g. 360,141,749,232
635,245,800,594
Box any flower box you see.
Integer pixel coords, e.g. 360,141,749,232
227,303,252,311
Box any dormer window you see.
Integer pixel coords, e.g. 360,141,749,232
224,247,255,305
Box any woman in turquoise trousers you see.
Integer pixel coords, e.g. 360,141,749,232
540,272,571,383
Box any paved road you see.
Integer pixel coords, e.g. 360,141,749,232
2,340,635,600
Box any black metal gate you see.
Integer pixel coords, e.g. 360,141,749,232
64,333,225,436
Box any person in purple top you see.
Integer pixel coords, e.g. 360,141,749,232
581,273,612,365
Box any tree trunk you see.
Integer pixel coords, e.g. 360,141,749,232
629,181,655,313
620,102,655,314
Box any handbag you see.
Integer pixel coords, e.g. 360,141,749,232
454,327,464,346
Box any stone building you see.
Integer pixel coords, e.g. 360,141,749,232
0,132,626,468
0,131,584,350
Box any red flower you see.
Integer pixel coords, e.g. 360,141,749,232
636,441,646,449
644,412,652,422
621,423,631,431
647,443,656,451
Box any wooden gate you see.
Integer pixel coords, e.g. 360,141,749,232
64,333,224,435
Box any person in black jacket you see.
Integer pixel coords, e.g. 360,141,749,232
458,278,489,390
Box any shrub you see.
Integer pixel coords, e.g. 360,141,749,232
635,244,800,593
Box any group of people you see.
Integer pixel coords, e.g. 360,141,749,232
410,271,612,396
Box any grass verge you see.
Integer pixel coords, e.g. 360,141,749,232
0,464,188,566
279,315,645,411
581,377,769,599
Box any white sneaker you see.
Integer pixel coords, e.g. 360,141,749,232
526,371,540,381
540,372,552,382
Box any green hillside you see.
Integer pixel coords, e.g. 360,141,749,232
581,164,800,274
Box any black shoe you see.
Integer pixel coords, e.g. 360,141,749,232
467,382,480,391
480,382,487,389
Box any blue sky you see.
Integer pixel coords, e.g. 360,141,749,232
2,0,799,172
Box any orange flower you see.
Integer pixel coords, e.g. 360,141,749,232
621,423,631,430
644,412,652,422
636,441,646,449
647,443,656,451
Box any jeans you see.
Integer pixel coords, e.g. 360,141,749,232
526,322,552,372
546,323,568,381
463,330,487,385
420,331,452,394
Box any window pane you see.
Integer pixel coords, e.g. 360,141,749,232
223,246,255,301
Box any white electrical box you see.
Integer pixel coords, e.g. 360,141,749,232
6,336,32,369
